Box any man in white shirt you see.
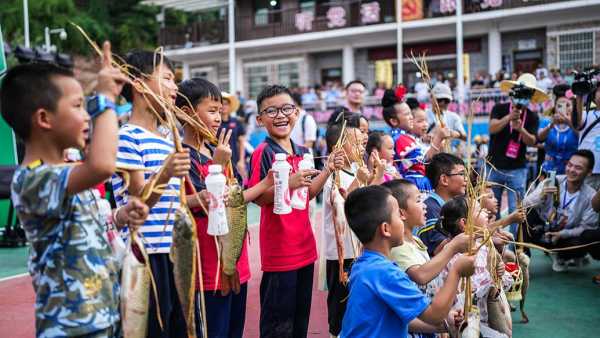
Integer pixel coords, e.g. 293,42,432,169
524,150,599,271
428,83,467,141
576,86,600,190
536,69,554,93
290,93,318,151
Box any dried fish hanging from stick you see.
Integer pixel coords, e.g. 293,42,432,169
72,24,212,338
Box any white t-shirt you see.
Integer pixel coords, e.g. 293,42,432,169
578,109,600,174
290,110,318,148
415,82,429,103
427,110,466,136
537,77,553,93
322,170,360,260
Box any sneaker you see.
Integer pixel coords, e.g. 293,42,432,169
551,254,567,272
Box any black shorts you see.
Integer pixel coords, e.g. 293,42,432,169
325,259,354,336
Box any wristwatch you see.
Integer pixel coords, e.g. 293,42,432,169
87,94,116,119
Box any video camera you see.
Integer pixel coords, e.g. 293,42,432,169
572,68,600,96
508,84,534,109
508,84,535,100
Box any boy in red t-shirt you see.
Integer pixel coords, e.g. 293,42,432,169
176,78,273,338
248,85,344,338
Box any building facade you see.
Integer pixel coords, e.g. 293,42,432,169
158,0,600,98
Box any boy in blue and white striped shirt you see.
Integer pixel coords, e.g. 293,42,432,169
111,50,192,338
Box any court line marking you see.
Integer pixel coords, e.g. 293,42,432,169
0,273,28,283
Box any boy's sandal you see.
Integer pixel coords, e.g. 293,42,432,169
593,274,600,285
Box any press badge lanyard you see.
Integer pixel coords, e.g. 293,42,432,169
561,182,578,210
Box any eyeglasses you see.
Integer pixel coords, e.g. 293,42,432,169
260,104,297,118
445,171,466,177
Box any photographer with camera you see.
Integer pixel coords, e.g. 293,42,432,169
573,69,600,190
487,73,548,240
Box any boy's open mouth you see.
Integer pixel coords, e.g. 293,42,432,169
273,120,289,128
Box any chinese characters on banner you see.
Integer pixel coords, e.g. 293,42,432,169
297,2,384,32
327,6,347,28
295,11,314,32
440,0,456,14
360,2,381,24
480,0,503,9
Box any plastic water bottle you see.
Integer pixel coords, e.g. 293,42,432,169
291,153,314,210
273,153,292,215
205,164,229,235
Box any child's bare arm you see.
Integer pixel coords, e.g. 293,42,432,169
243,170,273,202
408,318,445,334
68,42,124,195
309,149,344,198
419,255,474,325
127,150,190,208
407,234,468,285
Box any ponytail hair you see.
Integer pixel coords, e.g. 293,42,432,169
437,196,468,237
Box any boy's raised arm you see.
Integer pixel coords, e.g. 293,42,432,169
68,42,125,195
127,150,190,208
407,234,469,285
309,149,344,198
419,254,474,325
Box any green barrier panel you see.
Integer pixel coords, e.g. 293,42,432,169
0,25,17,229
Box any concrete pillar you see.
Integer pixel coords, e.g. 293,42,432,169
235,56,244,98
342,45,355,85
488,24,502,75
456,0,465,110
182,62,190,81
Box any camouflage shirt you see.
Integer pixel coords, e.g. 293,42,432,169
11,163,120,337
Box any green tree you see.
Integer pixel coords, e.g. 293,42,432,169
0,0,195,56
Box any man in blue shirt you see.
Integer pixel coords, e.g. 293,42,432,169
342,186,474,338
418,153,466,256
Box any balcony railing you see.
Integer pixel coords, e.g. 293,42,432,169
159,0,574,49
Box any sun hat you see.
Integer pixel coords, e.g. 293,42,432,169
500,73,549,104
221,91,240,114
432,83,453,101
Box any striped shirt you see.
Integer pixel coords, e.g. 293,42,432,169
111,124,181,254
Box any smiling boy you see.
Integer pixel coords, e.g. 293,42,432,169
248,85,344,338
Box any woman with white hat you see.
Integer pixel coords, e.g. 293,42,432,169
487,73,549,239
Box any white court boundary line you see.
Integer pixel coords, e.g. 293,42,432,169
0,272,29,283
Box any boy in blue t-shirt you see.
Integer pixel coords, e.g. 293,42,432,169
341,186,475,338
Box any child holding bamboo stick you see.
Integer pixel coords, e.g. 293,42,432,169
380,90,450,192
110,50,192,338
321,117,373,337
175,78,274,337
341,186,475,338
384,179,469,337
2,43,149,337
437,197,514,338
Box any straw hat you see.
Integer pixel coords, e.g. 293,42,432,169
221,91,240,114
500,73,549,104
